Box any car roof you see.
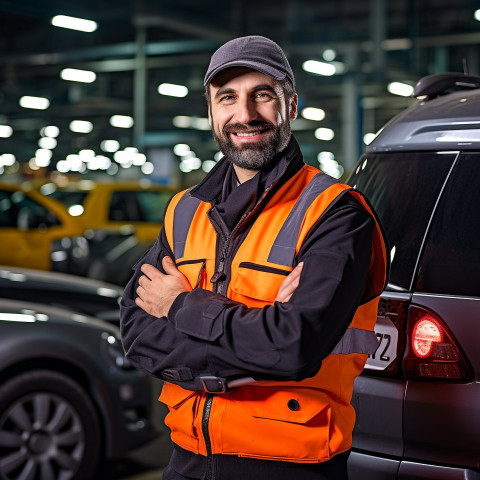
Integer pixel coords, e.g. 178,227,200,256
367,73,480,153
0,297,118,333
0,265,123,298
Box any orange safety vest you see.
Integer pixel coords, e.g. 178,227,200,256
159,164,388,463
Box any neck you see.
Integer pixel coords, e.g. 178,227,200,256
233,165,259,183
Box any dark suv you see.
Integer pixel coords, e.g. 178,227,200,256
347,73,480,479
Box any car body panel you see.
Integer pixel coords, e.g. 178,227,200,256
0,182,85,270
0,298,159,459
347,74,480,479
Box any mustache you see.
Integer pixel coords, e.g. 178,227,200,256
223,122,275,134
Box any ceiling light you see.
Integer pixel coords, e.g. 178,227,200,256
301,107,326,121
173,144,191,156
60,68,96,83
19,96,50,110
38,137,57,149
41,126,60,137
314,127,335,141
110,115,134,128
1,154,16,166
303,60,336,76
0,125,13,138
158,83,188,98
69,120,93,133
141,162,154,175
101,140,120,152
387,82,414,97
51,15,97,32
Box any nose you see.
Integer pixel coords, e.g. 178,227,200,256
234,97,259,124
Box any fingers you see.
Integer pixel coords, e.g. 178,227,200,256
275,262,304,303
162,256,180,275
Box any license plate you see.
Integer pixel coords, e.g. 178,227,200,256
365,315,398,370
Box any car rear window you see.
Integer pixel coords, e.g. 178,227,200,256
348,152,456,290
416,152,480,297
109,190,171,223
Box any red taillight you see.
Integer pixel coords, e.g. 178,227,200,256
403,306,473,382
412,316,443,358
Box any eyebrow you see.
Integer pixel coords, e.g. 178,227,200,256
214,83,279,100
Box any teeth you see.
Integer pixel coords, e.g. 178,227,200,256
236,132,259,137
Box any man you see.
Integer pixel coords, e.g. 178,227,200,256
120,35,388,480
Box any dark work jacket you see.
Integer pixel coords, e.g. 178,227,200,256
120,136,378,387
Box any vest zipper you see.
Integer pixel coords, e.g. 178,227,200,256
202,394,215,479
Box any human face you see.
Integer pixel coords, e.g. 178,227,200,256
208,67,297,175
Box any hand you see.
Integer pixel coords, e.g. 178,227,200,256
275,262,304,303
135,256,192,318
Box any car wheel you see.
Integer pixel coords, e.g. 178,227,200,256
0,370,102,480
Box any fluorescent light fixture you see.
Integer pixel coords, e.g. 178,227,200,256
314,127,335,141
158,83,188,98
51,15,97,32
387,82,414,97
101,140,120,152
110,115,134,128
69,120,93,133
322,49,336,61
141,162,154,175
60,68,96,83
173,116,191,128
1,154,16,166
0,125,13,138
303,60,336,76
301,107,326,121
38,137,57,149
202,160,216,173
19,96,50,110
173,144,191,156
41,126,60,137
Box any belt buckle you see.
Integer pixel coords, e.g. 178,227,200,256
200,376,227,393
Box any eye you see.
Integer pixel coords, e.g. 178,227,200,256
254,91,275,103
218,94,236,104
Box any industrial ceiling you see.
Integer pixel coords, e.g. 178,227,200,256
1,0,480,185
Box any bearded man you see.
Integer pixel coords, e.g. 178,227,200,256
120,35,389,480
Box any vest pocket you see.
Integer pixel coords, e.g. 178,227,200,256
177,259,207,289
221,386,331,461
230,263,291,306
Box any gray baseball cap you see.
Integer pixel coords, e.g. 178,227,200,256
204,35,295,88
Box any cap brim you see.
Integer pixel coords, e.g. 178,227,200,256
204,60,286,87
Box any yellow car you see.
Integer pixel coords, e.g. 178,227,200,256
0,181,89,272
39,180,176,284
41,179,174,243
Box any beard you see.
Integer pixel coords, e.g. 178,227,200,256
213,119,291,171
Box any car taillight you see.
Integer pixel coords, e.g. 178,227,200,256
403,305,473,382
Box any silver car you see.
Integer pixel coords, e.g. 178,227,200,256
347,73,480,479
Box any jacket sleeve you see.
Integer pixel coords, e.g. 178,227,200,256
120,196,375,388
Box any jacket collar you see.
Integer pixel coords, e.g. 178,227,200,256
190,135,304,205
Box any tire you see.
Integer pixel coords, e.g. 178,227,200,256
0,370,102,480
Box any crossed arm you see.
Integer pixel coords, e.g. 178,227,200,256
135,256,304,319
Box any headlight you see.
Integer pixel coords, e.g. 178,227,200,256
101,332,134,370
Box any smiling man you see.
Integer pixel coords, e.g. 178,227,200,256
120,36,389,480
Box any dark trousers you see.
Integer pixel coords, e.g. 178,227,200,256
162,446,350,480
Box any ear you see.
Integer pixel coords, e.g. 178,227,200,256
289,94,298,120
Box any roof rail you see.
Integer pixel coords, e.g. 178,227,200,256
413,73,480,99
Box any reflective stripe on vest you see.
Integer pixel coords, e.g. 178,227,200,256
172,190,201,259
332,326,379,355
268,172,338,266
